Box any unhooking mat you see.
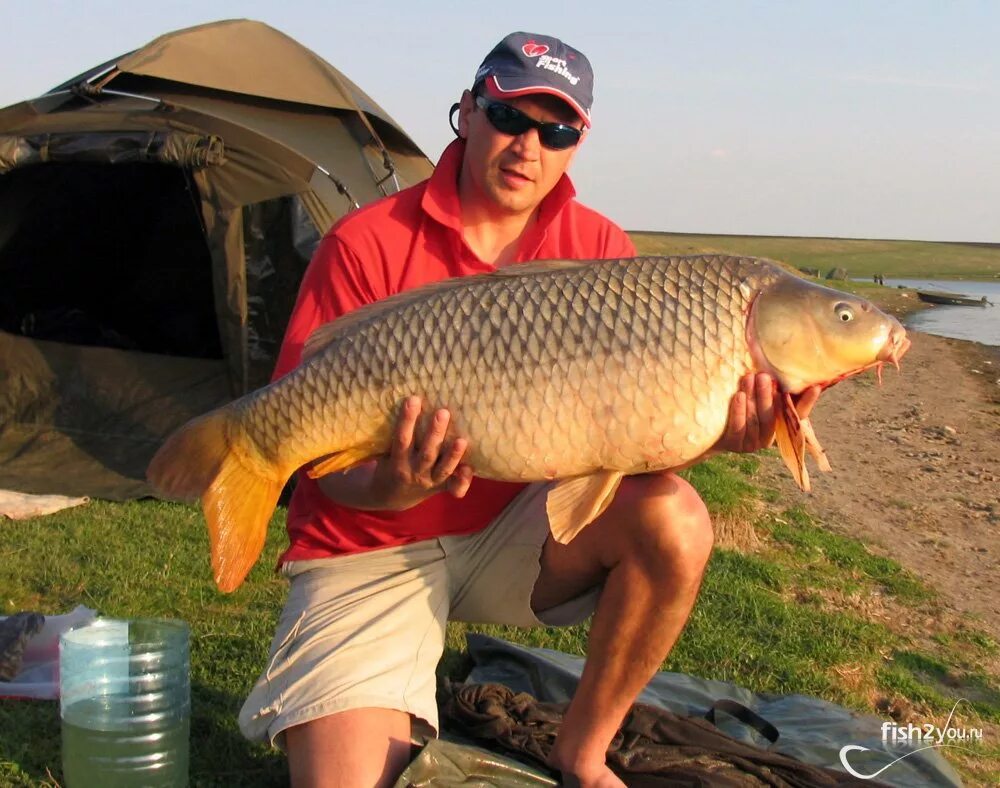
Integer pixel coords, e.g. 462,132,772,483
395,635,963,788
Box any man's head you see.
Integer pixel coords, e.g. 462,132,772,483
456,32,594,218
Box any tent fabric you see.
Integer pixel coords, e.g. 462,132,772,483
459,636,964,788
0,19,434,498
112,19,401,128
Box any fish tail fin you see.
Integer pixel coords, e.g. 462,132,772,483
147,410,283,593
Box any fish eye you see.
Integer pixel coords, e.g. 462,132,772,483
834,303,855,323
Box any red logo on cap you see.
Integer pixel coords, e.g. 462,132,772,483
522,41,549,58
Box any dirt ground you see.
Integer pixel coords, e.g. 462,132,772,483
757,331,1000,638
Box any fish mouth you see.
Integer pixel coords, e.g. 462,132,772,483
823,324,911,388
877,325,911,369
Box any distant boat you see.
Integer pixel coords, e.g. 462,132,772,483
916,289,991,307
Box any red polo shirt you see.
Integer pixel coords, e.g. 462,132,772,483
275,139,636,562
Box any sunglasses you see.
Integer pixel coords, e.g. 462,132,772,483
474,96,583,151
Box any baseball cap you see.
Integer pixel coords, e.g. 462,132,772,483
473,32,594,127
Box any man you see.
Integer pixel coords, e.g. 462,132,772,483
240,32,818,788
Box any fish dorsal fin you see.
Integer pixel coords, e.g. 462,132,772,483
490,258,598,277
774,392,810,492
546,470,625,544
301,259,599,362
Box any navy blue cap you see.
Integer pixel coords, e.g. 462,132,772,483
473,32,594,127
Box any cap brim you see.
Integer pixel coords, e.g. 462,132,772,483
485,76,591,128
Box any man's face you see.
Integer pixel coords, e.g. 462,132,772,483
457,90,584,217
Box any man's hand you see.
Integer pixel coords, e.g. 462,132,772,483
369,396,473,510
715,373,821,454
317,396,473,511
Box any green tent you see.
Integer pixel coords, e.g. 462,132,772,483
0,19,434,499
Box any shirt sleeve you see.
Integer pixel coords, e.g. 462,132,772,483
603,224,637,258
271,232,383,381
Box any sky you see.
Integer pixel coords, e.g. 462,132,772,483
1,1,997,242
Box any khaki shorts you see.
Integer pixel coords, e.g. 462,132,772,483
239,481,600,748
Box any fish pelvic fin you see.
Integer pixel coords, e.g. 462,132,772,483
305,445,377,478
147,410,283,593
774,392,811,492
546,470,625,544
800,417,833,473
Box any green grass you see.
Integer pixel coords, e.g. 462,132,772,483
3,464,999,785
628,231,1000,280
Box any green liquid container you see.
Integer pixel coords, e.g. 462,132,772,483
59,619,190,787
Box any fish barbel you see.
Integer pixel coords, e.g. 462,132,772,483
147,255,909,592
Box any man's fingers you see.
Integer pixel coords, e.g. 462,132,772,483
446,464,474,499
741,375,759,451
392,396,421,462
795,385,822,419
728,384,748,442
755,373,776,448
414,409,450,478
433,437,468,484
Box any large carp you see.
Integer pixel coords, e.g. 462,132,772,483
148,255,909,592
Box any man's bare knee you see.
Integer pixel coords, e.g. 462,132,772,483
615,473,714,575
285,707,411,788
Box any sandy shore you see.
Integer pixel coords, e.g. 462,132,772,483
757,331,1000,637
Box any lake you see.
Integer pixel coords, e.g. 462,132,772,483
858,278,1000,347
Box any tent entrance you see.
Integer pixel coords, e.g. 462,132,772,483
0,161,221,359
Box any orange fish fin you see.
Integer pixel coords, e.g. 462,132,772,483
147,410,284,593
546,470,625,544
305,446,375,478
147,410,231,502
202,460,284,593
800,417,833,473
774,392,810,492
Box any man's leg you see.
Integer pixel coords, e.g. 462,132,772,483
532,471,714,787
285,708,412,788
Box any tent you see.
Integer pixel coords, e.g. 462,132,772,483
0,19,434,499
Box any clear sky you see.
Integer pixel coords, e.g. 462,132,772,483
2,1,997,242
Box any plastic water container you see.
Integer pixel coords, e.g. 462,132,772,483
59,618,190,787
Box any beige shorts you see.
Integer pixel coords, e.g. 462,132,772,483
239,481,600,748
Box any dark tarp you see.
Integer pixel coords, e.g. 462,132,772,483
396,636,964,788
0,19,434,499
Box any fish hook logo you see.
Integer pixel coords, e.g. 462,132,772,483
839,743,949,780
522,41,549,58
839,699,983,780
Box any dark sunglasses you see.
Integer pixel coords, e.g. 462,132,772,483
474,95,583,151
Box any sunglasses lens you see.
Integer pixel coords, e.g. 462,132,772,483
539,126,581,150
485,103,533,135
480,98,582,150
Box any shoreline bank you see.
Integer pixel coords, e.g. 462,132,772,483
757,329,1000,637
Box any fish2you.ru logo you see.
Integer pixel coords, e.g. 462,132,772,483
881,719,983,745
838,699,984,780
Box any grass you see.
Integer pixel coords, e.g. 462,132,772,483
628,231,1000,280
3,458,999,785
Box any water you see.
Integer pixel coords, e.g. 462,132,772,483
62,698,189,787
862,278,1000,346
60,619,190,788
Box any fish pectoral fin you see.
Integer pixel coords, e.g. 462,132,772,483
774,392,811,492
799,417,833,472
546,471,625,544
305,446,376,478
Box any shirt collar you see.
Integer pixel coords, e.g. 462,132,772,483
420,138,577,242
